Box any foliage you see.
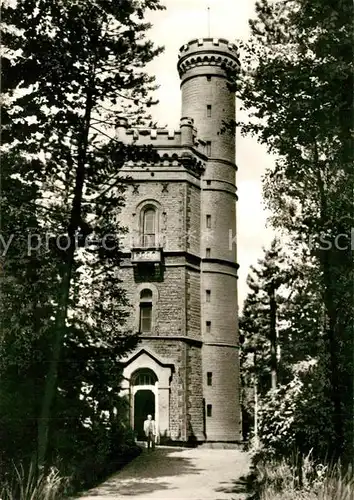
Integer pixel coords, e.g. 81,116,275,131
0,154,59,467
237,0,354,464
0,0,164,486
257,362,333,462
60,414,141,494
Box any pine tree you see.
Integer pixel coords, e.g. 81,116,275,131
241,242,334,461
240,239,294,440
1,0,164,467
236,0,354,462
241,239,290,387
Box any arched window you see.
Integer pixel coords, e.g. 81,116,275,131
139,289,152,332
142,208,156,247
132,368,157,386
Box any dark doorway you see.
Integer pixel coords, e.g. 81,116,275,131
134,390,155,440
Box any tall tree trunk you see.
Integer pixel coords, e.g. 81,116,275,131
269,285,277,390
321,251,343,459
253,351,259,448
37,252,75,467
313,139,343,459
37,87,94,467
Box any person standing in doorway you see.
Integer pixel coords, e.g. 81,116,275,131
143,414,156,450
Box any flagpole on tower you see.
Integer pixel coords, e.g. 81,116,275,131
207,6,211,37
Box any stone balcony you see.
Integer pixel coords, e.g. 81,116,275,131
131,247,163,265
130,235,165,282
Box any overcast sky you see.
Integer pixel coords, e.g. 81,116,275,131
145,0,275,308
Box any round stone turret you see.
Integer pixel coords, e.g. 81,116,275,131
177,37,239,165
177,38,242,442
180,116,195,146
177,38,240,84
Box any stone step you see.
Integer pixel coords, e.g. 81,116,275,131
137,439,245,450
198,442,244,450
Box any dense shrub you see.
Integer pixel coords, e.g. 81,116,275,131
258,365,334,463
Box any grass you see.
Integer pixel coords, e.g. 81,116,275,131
254,453,354,500
318,464,354,500
0,462,69,500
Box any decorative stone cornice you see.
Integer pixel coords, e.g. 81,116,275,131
121,151,205,178
178,152,205,177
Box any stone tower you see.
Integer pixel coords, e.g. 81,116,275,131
178,39,240,441
118,38,241,443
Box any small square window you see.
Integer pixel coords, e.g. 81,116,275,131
206,248,211,258
206,214,211,228
206,321,211,333
207,372,212,386
207,75,211,82
206,180,211,185
207,105,212,117
206,290,211,302
207,404,212,417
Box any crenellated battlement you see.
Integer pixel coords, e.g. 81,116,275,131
178,38,239,57
177,38,240,79
116,124,182,146
116,117,208,156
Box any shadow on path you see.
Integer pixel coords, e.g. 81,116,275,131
215,473,256,500
118,446,202,479
80,478,172,497
77,446,202,498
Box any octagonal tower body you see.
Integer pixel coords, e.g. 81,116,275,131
178,38,241,441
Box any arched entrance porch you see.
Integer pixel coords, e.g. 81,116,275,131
131,368,158,440
120,347,174,441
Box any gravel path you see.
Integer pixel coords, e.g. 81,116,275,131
75,445,251,500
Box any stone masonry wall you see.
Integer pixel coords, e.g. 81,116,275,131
118,181,186,253
119,265,186,337
146,340,182,439
186,269,201,339
181,76,235,164
202,345,241,441
186,182,200,255
187,344,204,440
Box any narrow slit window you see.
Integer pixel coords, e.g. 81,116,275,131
139,289,153,333
207,104,212,117
140,303,152,332
206,248,211,258
206,321,211,333
207,75,211,82
206,290,211,302
206,214,211,228
206,141,211,156
207,372,212,386
142,208,156,247
207,404,212,417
